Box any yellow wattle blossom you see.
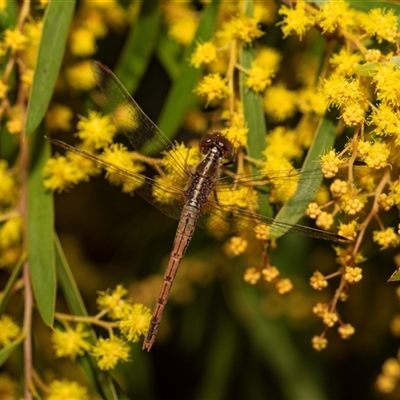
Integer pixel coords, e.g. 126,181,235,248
52,323,91,360
2,28,27,52
243,267,261,285
330,179,348,197
340,193,366,215
168,12,198,46
220,124,248,149
65,61,97,91
254,224,270,241
119,304,151,342
46,104,73,131
76,111,117,149
224,236,248,257
69,27,97,57
373,227,400,249
320,149,341,178
97,284,130,320
342,103,365,127
322,74,365,108
316,0,353,33
48,379,88,400
372,63,400,108
316,211,333,230
101,143,145,194
322,311,338,327
357,140,390,169
307,202,321,219
263,85,297,121
278,1,315,40
276,278,293,294
92,336,130,370
194,73,230,105
254,47,281,73
343,266,363,283
43,155,85,193
217,14,264,44
338,220,358,241
312,335,328,351
330,48,363,76
362,8,399,43
338,323,355,339
369,103,400,138
310,271,328,290
0,315,20,347
246,64,274,93
0,217,22,248
190,41,218,68
261,266,280,282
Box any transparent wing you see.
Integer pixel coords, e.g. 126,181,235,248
50,139,185,220
197,199,349,242
92,61,188,181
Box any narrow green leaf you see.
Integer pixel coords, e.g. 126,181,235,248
157,0,222,138
25,0,75,135
55,235,120,400
0,254,24,316
270,117,336,239
114,0,161,94
28,131,55,326
0,0,18,32
240,0,271,218
388,268,400,282
355,62,379,76
0,332,24,368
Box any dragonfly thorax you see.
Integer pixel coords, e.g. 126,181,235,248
199,133,233,160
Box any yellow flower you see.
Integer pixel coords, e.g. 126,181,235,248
316,0,353,33
52,323,91,360
338,323,355,339
338,221,358,241
224,236,248,257
48,379,88,400
276,278,293,294
101,143,145,194
263,85,297,121
2,28,27,52
43,155,85,193
46,104,73,131
194,73,230,105
76,111,117,149
168,13,198,46
190,41,218,68
119,304,151,342
330,48,363,76
65,61,97,91
310,271,328,290
362,8,398,43
0,217,22,248
373,63,400,108
92,336,130,370
246,64,274,93
243,267,261,285
69,27,97,57
261,266,280,282
220,125,248,149
278,1,315,40
0,315,20,347
97,284,130,320
373,227,400,249
312,335,328,351
343,266,363,283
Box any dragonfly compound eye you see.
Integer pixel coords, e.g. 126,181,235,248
199,133,234,159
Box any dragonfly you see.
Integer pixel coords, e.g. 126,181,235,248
51,62,349,351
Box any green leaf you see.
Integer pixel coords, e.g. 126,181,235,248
0,333,24,368
0,0,17,32
240,0,271,218
270,117,336,239
157,0,222,139
25,0,75,135
55,235,120,400
0,255,24,316
28,131,55,326
114,0,161,94
355,62,379,76
388,268,400,282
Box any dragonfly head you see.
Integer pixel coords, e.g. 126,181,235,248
199,133,233,160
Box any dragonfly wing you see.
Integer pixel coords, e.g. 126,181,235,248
92,62,188,179
50,139,185,221
197,200,348,242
